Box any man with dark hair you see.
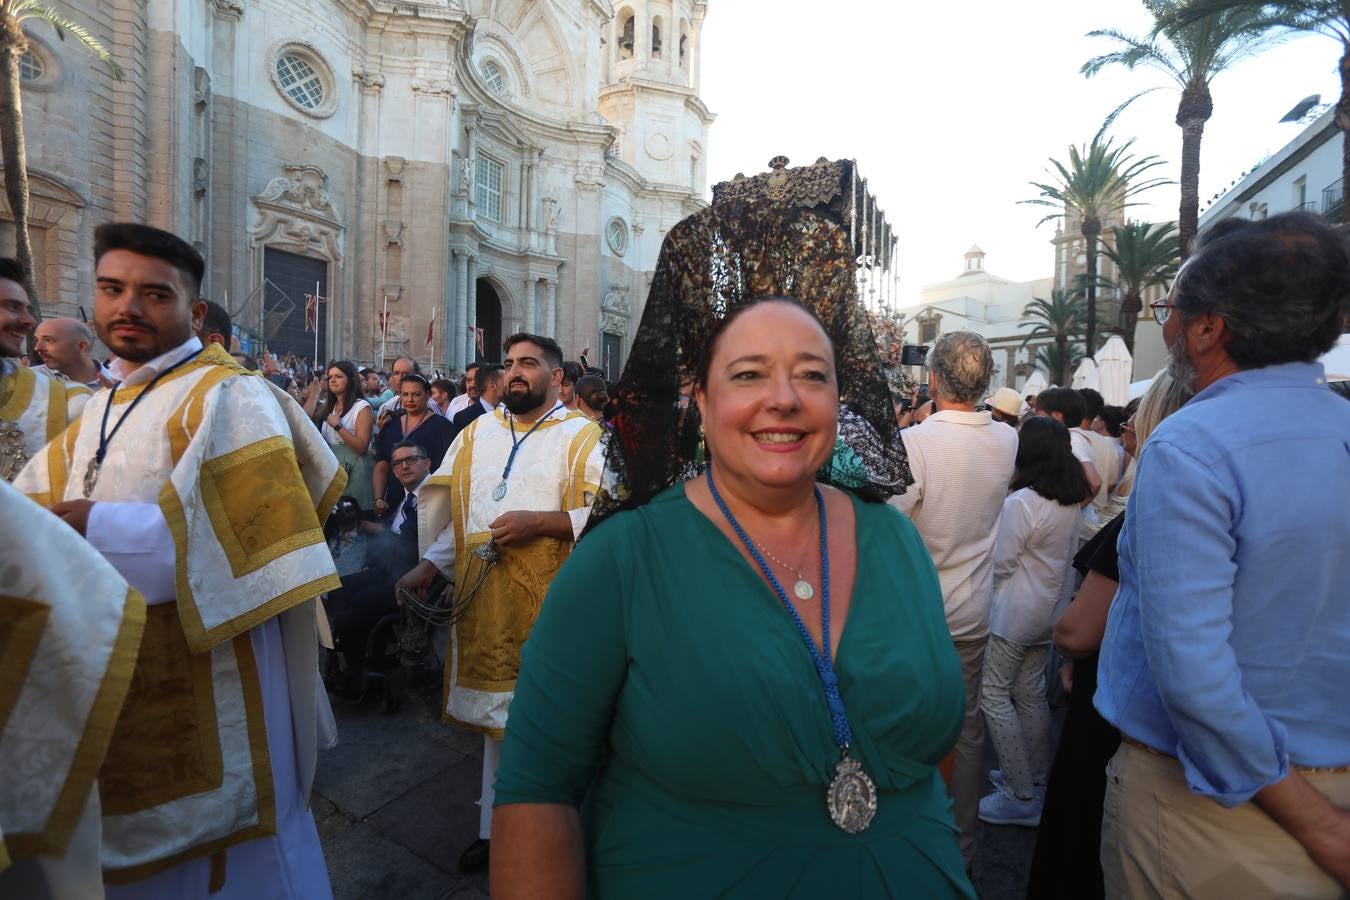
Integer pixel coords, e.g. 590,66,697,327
430,377,456,412
1035,387,1102,503
1075,387,1119,533
94,221,205,294
16,223,344,897
450,362,504,439
445,360,481,419
1097,211,1350,897
398,332,604,874
558,360,584,410
0,257,89,481
197,298,232,348
573,373,608,421
325,440,430,678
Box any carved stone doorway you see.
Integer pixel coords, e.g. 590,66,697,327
476,279,503,363
264,248,327,363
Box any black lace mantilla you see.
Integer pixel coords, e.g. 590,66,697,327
588,199,912,530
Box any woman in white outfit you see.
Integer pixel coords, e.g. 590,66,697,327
312,360,374,509
978,416,1091,826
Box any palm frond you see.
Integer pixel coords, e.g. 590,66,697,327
17,4,124,80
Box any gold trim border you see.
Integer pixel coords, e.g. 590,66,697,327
0,363,35,421
6,586,146,857
102,631,278,886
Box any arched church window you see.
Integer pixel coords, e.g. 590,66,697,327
618,10,635,59
679,33,688,68
481,60,505,94
651,18,663,58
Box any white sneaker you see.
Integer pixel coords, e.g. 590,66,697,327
978,786,1042,827
988,769,1046,801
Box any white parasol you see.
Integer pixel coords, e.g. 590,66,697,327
1021,369,1049,398
1094,335,1133,405
1071,357,1100,392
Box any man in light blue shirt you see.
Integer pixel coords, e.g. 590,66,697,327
1096,211,1350,898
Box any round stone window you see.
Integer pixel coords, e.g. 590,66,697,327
269,42,338,119
605,217,629,256
20,51,43,82
17,36,59,91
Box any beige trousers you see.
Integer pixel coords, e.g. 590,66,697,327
951,636,987,868
1101,741,1350,900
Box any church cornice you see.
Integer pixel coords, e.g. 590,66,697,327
598,77,716,125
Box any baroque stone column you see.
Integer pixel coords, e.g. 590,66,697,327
543,278,557,341
524,276,537,333
465,255,478,363
446,247,461,370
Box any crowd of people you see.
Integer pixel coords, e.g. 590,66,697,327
0,204,1346,900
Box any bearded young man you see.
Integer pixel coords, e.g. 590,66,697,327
398,332,604,875
0,259,91,481
15,223,345,899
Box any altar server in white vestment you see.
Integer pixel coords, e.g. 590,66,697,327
0,257,90,481
0,479,145,900
400,332,604,875
15,224,346,899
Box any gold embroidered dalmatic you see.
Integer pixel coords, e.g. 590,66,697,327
418,406,604,737
0,362,89,483
0,479,144,898
12,343,345,883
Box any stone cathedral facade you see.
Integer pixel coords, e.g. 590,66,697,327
10,0,713,377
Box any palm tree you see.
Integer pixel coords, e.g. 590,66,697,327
1020,288,1087,386
1036,343,1079,388
1025,132,1170,359
1101,221,1181,353
1082,1,1283,258
1163,1,1350,224
0,5,122,326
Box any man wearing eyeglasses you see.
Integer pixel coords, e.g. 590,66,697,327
324,441,430,684
1097,212,1350,898
385,440,430,541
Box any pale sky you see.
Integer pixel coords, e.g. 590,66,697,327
698,0,1341,309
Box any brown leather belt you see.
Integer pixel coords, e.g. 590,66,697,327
1122,735,1350,775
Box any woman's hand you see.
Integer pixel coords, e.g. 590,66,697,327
326,411,342,429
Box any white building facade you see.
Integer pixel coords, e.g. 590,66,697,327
1198,107,1342,230
7,0,714,377
902,246,1054,392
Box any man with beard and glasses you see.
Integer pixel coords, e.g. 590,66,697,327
0,258,91,481
397,332,604,876
15,223,345,900
1097,212,1350,899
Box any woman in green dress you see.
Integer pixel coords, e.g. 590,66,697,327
491,201,973,899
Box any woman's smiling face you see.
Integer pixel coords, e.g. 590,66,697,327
696,300,839,493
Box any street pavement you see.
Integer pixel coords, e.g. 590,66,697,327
316,683,1040,899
